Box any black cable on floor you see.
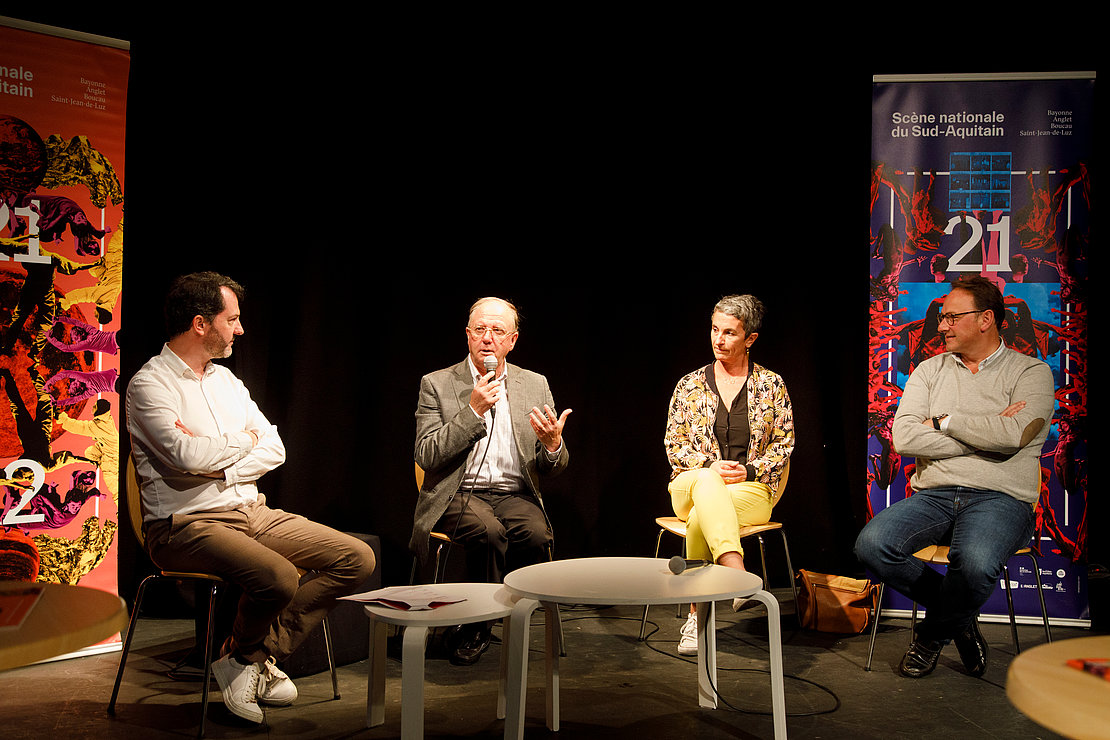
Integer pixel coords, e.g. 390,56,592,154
549,611,842,718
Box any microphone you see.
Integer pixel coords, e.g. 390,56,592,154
669,555,710,574
483,355,498,418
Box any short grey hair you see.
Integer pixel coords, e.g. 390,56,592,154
712,294,764,335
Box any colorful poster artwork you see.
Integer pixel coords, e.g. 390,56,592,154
0,19,128,629
869,75,1092,624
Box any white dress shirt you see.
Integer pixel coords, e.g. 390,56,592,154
126,344,286,522
461,357,526,493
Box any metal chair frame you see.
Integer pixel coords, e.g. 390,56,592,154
639,518,798,640
640,461,795,640
108,457,338,738
864,545,1052,671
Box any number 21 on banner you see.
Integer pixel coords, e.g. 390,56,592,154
1,459,46,526
944,214,1011,272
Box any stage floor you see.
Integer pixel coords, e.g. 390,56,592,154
2,590,1095,739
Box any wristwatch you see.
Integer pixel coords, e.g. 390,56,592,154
931,414,948,430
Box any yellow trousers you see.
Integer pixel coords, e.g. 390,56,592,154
668,468,773,562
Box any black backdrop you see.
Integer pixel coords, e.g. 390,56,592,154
8,12,1104,624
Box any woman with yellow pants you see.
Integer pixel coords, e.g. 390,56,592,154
664,295,794,655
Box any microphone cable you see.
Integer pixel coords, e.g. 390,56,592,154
639,611,842,718
439,394,497,578
700,632,842,719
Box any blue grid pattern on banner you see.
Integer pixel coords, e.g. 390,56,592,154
948,152,1012,211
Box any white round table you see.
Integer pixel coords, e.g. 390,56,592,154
363,582,518,739
501,557,786,740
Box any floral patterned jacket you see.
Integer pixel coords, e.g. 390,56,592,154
664,362,795,497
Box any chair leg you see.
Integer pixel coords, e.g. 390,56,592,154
865,582,885,671
432,541,445,584
639,528,666,640
1025,551,1052,644
197,581,220,739
109,576,222,738
910,600,919,644
777,529,799,619
674,537,690,619
550,604,567,658
756,535,771,589
108,575,155,715
410,540,446,586
322,616,340,699
1003,563,1021,652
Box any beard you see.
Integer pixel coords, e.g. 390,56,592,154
203,333,233,359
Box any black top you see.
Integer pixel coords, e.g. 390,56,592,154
703,363,757,481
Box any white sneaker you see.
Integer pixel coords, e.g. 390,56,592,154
678,612,698,655
257,657,298,706
211,654,263,723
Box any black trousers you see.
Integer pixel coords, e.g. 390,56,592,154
435,489,551,583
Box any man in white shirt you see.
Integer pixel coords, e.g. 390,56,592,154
126,272,376,723
411,297,571,664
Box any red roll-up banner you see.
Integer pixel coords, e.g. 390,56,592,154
0,16,129,654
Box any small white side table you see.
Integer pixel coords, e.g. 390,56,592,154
363,582,518,739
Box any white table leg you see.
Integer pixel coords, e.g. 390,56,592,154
497,614,510,719
366,618,387,727
504,598,539,740
749,589,787,740
542,601,560,731
400,625,429,740
695,600,718,708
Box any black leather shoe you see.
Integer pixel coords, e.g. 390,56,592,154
899,638,943,678
450,623,492,666
443,624,465,651
953,617,989,677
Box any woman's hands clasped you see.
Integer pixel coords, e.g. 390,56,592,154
711,459,748,484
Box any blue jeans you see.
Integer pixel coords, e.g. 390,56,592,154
854,487,1035,642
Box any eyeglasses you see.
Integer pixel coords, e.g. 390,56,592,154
467,325,515,340
937,309,984,326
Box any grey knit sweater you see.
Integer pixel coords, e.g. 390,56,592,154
892,344,1054,504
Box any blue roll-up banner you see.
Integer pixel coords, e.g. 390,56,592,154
869,73,1093,626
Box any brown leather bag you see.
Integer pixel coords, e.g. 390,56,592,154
796,569,880,634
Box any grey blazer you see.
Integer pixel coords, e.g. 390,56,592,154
409,358,570,562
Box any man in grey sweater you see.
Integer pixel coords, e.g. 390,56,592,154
856,276,1054,678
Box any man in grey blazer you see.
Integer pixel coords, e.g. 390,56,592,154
411,297,571,665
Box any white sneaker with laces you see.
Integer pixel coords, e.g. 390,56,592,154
677,612,698,656
257,657,298,706
211,654,263,723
